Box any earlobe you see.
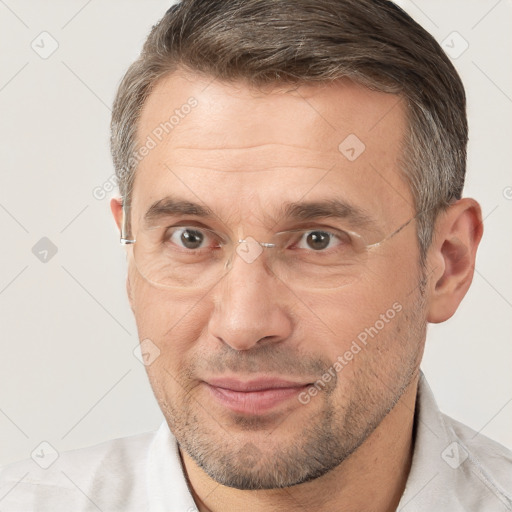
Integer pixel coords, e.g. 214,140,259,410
110,197,123,232
426,199,483,324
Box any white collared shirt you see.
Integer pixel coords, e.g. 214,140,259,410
1,372,511,511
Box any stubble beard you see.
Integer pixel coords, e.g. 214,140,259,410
153,282,427,490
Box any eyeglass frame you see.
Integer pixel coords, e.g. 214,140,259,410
118,199,426,287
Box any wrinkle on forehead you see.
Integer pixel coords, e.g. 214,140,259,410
132,71,413,231
163,143,338,173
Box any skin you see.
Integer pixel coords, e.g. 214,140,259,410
111,69,482,512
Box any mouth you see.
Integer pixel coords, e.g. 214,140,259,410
203,377,312,415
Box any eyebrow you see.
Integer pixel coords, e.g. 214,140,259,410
144,197,213,225
143,196,377,230
280,199,377,230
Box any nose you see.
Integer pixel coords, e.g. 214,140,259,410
207,251,293,351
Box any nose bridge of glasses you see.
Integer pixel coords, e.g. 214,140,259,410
227,235,277,268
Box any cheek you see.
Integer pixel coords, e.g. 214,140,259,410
129,270,210,355
132,282,211,407
296,258,419,362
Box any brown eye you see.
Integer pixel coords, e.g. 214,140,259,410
181,229,204,249
305,231,331,250
169,228,206,249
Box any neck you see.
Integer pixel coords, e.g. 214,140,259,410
181,375,418,512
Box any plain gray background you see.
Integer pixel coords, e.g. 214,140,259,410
0,0,511,466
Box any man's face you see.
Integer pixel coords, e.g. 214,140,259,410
125,71,428,489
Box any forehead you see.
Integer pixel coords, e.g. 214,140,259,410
132,70,413,227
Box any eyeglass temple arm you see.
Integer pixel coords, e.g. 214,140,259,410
368,210,423,249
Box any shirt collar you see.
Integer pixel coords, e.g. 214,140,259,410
398,371,512,511
146,419,198,512
397,371,454,510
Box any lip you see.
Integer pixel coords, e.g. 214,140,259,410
204,377,311,415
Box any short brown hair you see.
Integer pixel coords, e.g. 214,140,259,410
110,0,467,258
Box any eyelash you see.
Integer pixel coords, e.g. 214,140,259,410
166,226,221,249
163,225,352,250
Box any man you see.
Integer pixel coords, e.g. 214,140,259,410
1,0,511,510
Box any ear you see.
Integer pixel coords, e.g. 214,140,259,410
426,198,483,323
110,197,123,232
110,197,135,312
